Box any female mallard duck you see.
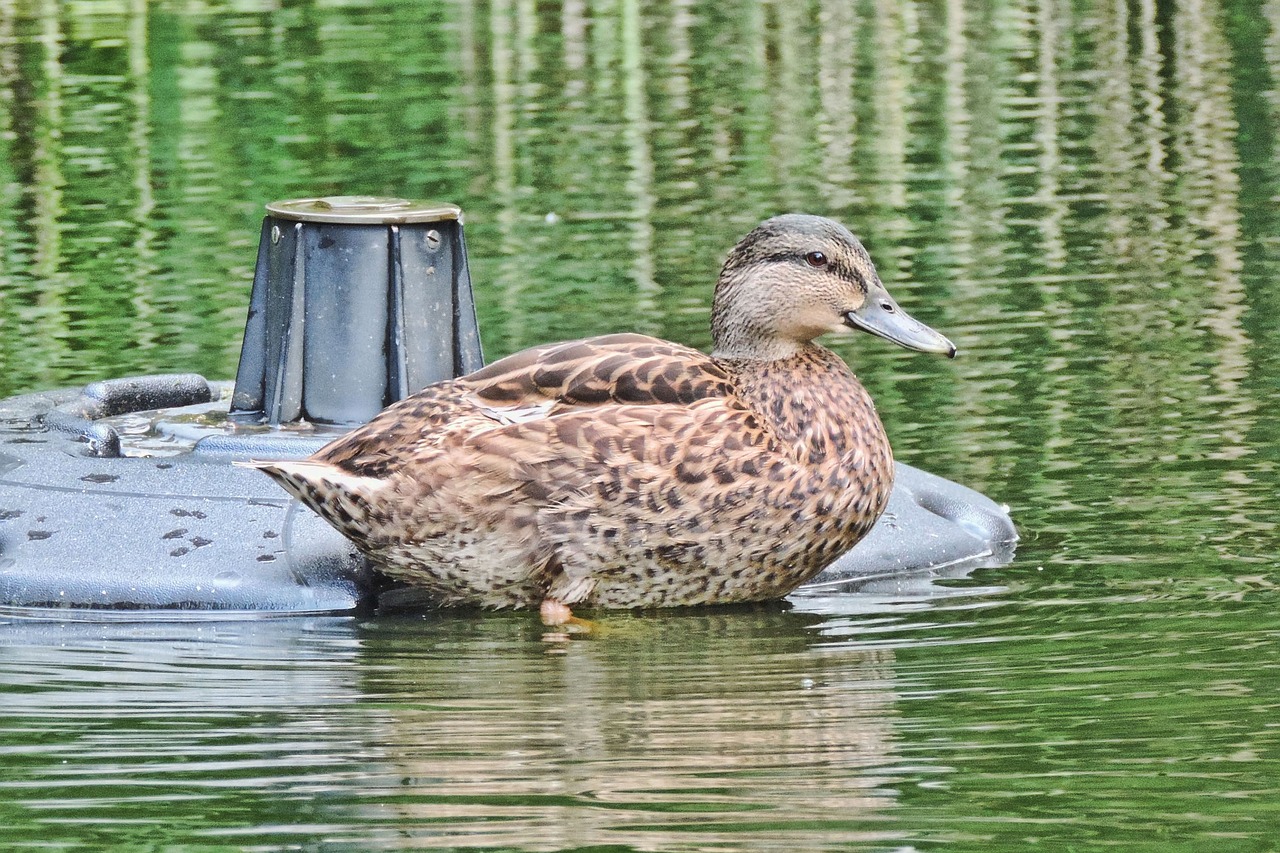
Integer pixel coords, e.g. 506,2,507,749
247,214,955,617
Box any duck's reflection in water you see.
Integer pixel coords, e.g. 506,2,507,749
355,608,915,850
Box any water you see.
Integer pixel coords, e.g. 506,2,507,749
2,0,1280,849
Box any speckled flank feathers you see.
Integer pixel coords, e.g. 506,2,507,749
248,214,956,611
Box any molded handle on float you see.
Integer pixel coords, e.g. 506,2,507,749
39,374,214,458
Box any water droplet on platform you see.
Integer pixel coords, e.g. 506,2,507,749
212,571,242,590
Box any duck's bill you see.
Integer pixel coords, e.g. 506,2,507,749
844,288,957,358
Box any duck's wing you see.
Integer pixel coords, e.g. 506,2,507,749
316,333,734,476
460,333,733,408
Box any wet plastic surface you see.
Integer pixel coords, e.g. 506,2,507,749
0,385,371,612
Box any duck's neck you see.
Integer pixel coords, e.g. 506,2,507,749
710,337,805,362
718,344,892,472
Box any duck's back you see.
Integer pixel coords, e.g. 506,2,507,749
316,333,734,477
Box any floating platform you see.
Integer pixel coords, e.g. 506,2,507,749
0,374,1015,614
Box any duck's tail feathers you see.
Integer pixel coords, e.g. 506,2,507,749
237,459,385,538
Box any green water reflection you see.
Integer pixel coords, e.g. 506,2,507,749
2,0,1279,849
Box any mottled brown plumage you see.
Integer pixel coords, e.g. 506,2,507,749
246,214,956,612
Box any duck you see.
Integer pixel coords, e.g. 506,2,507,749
245,214,956,619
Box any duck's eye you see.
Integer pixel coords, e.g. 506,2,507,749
805,251,828,268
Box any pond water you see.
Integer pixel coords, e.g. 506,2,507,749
2,0,1280,849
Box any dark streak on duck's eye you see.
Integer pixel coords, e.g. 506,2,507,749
805,251,828,268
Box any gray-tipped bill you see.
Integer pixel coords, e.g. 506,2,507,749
844,286,957,357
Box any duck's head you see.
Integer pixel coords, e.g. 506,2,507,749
710,214,956,361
